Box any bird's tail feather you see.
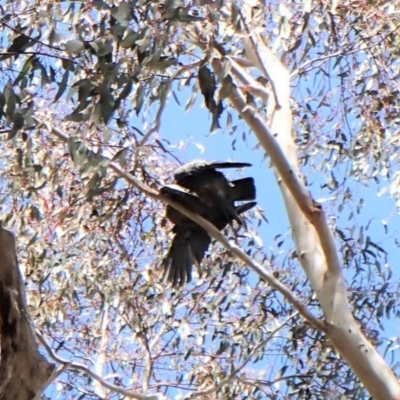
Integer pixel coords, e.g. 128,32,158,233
236,201,257,215
230,178,256,201
207,162,252,170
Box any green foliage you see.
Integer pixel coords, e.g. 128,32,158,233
0,0,399,399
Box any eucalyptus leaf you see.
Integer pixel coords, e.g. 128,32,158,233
65,39,84,54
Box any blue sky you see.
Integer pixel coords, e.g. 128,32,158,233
160,85,400,260
42,64,400,398
157,85,400,364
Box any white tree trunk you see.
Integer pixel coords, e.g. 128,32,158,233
211,5,400,397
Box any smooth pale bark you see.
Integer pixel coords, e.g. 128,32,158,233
0,226,55,400
210,4,400,397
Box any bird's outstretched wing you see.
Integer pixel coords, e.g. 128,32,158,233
174,160,252,182
161,225,211,287
161,186,214,287
160,184,257,287
161,185,213,223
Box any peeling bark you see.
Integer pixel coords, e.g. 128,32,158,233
0,226,55,400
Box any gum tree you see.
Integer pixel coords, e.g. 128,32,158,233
0,0,400,398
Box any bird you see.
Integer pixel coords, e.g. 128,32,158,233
160,161,256,287
174,160,256,226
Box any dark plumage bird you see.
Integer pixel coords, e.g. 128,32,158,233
174,160,255,225
160,161,256,287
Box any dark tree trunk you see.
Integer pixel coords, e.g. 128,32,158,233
0,226,55,400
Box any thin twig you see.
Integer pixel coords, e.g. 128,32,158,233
236,7,281,108
139,328,152,392
137,60,201,149
184,311,299,399
292,21,400,78
93,301,109,398
36,331,166,400
227,56,269,101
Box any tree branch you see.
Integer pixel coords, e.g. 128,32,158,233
36,331,166,400
214,7,400,397
41,120,325,332
137,61,201,148
0,226,55,399
93,301,109,398
184,312,298,399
